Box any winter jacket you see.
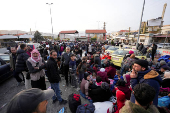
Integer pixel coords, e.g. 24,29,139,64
116,90,126,113
162,78,170,88
26,57,46,81
93,66,98,74
130,69,162,106
15,49,29,72
138,44,143,51
113,75,124,86
152,44,157,54
43,49,49,61
69,60,76,74
46,57,61,83
120,100,160,113
61,52,72,66
94,55,101,67
80,78,89,96
106,66,116,79
141,47,147,54
117,86,131,100
89,86,112,102
97,71,110,84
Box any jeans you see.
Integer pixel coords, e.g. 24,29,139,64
70,73,77,88
79,90,93,103
22,71,31,89
51,83,62,102
79,73,84,83
12,71,23,83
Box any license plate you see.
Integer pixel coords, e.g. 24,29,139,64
112,58,119,61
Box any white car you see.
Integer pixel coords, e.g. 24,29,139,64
157,43,170,49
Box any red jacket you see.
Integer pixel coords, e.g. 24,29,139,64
116,90,126,113
93,66,98,74
105,66,116,79
97,71,110,84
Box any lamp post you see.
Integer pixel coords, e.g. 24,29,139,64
46,3,54,42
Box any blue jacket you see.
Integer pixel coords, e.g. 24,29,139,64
113,75,124,85
130,69,162,106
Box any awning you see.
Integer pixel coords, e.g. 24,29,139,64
120,37,126,39
19,34,34,39
0,35,18,39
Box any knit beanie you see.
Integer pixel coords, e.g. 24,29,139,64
134,60,148,69
160,60,166,66
129,50,134,54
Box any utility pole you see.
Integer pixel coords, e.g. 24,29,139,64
46,3,54,42
136,0,145,49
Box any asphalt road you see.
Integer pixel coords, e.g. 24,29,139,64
0,75,90,113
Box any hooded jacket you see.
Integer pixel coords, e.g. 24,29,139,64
130,69,162,106
97,71,110,84
116,90,126,113
106,66,116,79
15,49,29,72
120,100,160,113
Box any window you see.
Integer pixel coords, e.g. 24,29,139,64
140,39,145,42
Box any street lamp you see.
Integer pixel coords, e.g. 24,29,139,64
46,3,54,42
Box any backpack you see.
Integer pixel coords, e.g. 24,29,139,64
76,104,95,113
69,94,81,113
158,96,170,107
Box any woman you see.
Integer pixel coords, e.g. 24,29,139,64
26,49,46,90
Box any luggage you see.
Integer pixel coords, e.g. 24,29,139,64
76,104,95,113
158,96,170,107
69,94,81,113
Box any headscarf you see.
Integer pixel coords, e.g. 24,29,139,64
31,49,41,62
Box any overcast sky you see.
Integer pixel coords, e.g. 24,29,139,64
0,0,169,34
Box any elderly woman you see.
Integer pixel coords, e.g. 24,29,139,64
26,49,46,90
120,54,136,75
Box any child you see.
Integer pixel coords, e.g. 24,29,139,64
93,64,99,74
69,54,77,88
77,61,87,82
113,70,124,86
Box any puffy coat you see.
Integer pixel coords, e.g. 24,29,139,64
130,69,162,106
97,71,110,84
15,49,29,72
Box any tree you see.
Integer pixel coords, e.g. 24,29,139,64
34,31,44,42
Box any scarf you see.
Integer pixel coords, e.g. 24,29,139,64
31,49,41,63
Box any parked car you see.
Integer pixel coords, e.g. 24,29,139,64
111,49,146,67
104,45,111,50
26,43,40,50
105,46,119,55
0,58,12,83
157,43,170,49
0,53,10,63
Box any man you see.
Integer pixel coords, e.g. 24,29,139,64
6,88,54,113
15,44,31,89
152,43,157,61
10,47,23,85
46,50,67,104
26,49,46,90
130,60,162,106
43,45,50,61
26,46,32,57
120,83,160,113
61,46,72,86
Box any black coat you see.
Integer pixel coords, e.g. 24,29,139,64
43,49,49,61
15,49,29,72
61,52,72,66
46,57,61,83
89,86,112,102
141,47,147,54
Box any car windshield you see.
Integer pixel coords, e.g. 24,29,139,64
104,45,110,49
107,47,118,51
0,55,10,61
113,50,129,55
133,51,143,56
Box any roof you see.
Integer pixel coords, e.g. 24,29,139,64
0,35,18,39
85,30,106,34
59,30,78,34
119,30,129,32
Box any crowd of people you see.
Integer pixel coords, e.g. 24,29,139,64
6,41,170,113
